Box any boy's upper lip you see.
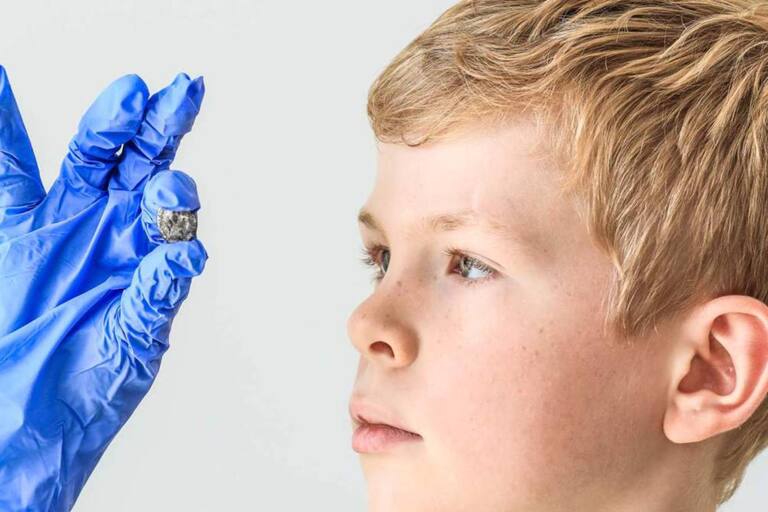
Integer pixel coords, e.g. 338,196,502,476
349,394,421,436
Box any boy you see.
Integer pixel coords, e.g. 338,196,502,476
347,1,768,510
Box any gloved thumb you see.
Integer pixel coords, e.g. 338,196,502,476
106,238,208,371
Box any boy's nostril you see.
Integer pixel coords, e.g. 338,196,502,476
371,341,394,358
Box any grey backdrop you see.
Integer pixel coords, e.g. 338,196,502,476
2,1,766,510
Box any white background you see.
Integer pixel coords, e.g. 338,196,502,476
1,1,765,510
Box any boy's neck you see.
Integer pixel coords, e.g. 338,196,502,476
550,436,720,512
595,440,719,512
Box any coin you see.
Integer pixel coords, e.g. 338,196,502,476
157,207,198,242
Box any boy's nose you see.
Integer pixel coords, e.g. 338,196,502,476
346,283,419,369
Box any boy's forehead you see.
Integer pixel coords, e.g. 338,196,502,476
368,120,562,246
358,206,522,243
375,116,551,172
358,202,549,263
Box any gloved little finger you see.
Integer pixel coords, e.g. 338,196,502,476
0,65,45,212
140,169,200,245
106,239,208,367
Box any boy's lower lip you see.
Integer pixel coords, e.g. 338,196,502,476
352,423,422,453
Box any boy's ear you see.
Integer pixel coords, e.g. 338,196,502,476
663,295,768,444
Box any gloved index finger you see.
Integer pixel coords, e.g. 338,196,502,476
110,72,205,192
0,65,45,212
140,169,201,245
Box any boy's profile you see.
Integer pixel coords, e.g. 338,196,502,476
347,1,768,510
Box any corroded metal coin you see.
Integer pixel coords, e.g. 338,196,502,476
157,207,198,242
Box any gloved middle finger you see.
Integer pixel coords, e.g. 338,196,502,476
110,72,205,192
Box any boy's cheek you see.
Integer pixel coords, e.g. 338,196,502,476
416,357,585,506
418,317,655,497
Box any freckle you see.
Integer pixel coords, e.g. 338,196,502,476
521,345,527,351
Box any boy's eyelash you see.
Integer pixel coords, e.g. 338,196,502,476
358,243,497,287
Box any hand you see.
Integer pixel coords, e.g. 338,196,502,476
0,66,207,511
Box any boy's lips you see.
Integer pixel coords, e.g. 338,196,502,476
348,394,421,436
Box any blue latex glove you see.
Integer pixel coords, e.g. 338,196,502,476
0,66,208,511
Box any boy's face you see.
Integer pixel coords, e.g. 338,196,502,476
347,117,682,511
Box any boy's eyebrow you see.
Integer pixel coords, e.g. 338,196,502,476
357,207,518,239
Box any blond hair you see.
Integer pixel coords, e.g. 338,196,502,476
367,0,768,505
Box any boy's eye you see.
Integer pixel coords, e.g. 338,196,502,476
358,243,497,287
